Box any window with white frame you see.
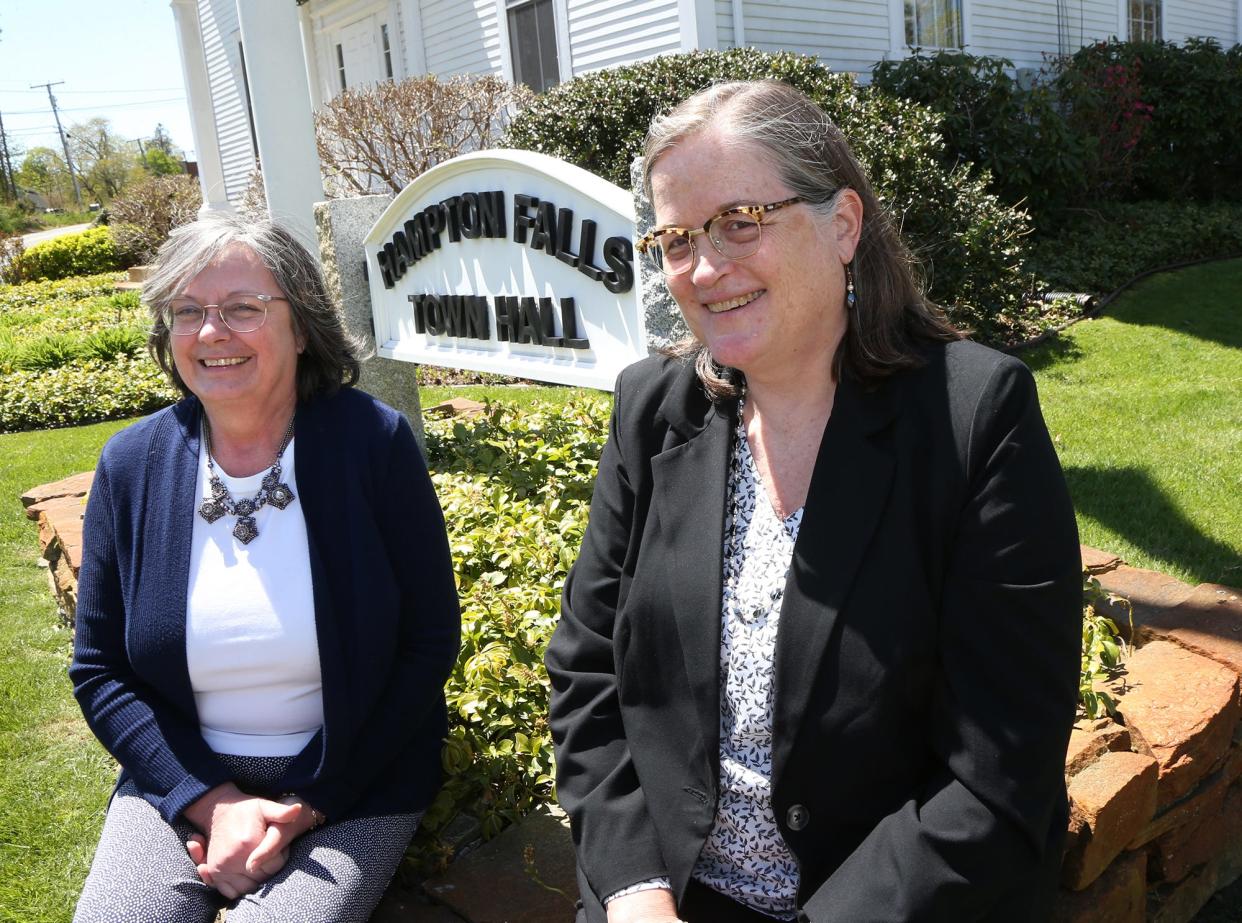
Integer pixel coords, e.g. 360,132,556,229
506,0,559,93
1127,0,1160,40
381,23,394,80
905,0,963,48
335,43,347,90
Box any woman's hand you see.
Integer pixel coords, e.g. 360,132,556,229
182,782,303,899
605,889,686,923
243,795,322,875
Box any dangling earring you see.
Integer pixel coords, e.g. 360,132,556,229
845,262,857,310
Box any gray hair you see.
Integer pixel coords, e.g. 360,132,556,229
642,80,959,399
144,212,365,401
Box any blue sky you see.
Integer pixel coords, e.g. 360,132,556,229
0,0,195,163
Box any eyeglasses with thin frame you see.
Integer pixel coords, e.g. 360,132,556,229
635,196,806,276
164,293,287,335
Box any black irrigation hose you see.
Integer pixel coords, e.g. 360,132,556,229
1004,251,1242,355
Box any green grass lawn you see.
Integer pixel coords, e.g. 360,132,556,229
0,419,127,923
1027,258,1242,586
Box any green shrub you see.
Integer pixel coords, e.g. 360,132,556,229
870,51,1088,218
410,399,608,862
0,203,36,235
0,332,85,372
1028,200,1242,294
19,227,125,282
504,48,1046,346
0,355,177,432
1080,573,1132,720
1052,38,1242,202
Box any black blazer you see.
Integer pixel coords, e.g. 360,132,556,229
546,340,1081,922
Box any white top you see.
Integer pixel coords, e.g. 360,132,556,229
185,436,324,757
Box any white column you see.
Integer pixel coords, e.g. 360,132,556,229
299,4,324,110
678,0,717,51
235,0,326,248
731,0,746,47
170,0,231,213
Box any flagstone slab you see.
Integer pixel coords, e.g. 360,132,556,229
21,470,93,518
1113,641,1240,807
1063,750,1158,890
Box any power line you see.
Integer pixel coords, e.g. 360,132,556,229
2,96,186,115
0,85,185,94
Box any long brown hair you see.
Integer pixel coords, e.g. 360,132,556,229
642,80,960,399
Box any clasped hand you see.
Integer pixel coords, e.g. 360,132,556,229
183,782,316,900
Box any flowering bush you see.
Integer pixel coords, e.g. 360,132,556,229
1053,38,1242,202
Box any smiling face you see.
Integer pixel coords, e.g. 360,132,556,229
170,243,303,418
649,128,858,387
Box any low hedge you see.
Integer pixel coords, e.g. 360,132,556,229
0,275,164,432
0,356,177,432
505,47,1048,347
18,228,125,283
1029,201,1242,295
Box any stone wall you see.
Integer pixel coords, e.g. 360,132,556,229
1053,551,1242,922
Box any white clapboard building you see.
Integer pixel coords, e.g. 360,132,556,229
171,0,1241,239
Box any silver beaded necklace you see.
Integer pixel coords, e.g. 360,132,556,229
197,416,296,545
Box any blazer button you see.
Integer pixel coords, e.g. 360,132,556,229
786,804,810,831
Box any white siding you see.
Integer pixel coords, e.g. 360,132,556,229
1165,0,1237,41
969,0,1120,66
717,0,735,46
421,0,504,76
565,0,682,75
198,0,255,204
741,0,891,73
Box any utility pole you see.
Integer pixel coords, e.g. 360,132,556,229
0,109,17,201
30,81,83,209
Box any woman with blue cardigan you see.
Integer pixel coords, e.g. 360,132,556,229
71,213,460,922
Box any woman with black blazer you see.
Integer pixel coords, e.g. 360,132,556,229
70,213,459,922
546,80,1082,923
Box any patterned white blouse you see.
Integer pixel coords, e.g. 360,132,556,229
690,405,802,919
605,405,802,920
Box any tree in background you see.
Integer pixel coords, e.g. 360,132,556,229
315,74,532,197
149,124,176,156
14,147,75,208
139,148,183,176
67,117,137,203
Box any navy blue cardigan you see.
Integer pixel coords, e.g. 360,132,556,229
70,387,460,824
